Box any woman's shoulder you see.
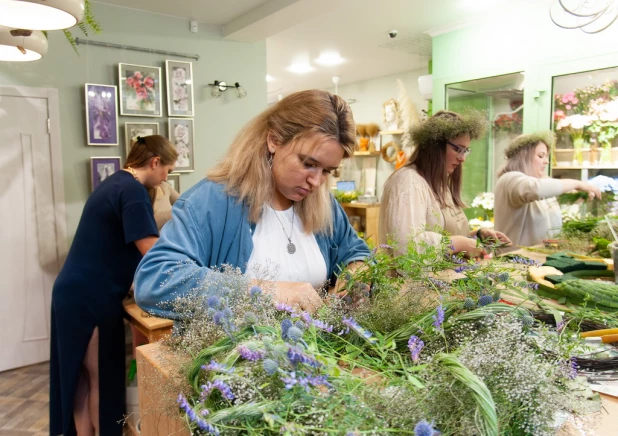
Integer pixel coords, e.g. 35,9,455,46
178,179,242,210
384,166,429,194
497,171,529,184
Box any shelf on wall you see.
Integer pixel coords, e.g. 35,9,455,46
340,202,380,209
353,151,381,157
379,130,404,135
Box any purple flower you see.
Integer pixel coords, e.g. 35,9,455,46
287,347,322,368
207,296,221,309
408,335,425,363
568,357,578,380
275,302,296,313
280,371,331,391
312,319,334,333
379,244,393,249
432,304,444,330
556,320,566,333
342,317,377,344
428,277,448,289
454,265,471,273
201,360,234,374
177,393,219,435
237,345,265,362
527,282,539,291
449,254,465,265
201,380,235,400
477,295,493,307
300,311,312,325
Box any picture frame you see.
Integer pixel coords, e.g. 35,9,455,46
168,118,195,172
90,157,122,191
167,173,180,193
118,63,162,117
166,60,194,117
124,122,159,158
382,98,401,132
85,83,119,146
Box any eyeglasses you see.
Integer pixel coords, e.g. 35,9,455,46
447,141,471,157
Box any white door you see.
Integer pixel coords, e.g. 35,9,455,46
0,87,66,371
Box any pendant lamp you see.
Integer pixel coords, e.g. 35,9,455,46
0,26,48,61
0,0,85,31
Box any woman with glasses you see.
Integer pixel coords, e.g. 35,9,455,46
494,132,601,246
379,110,511,256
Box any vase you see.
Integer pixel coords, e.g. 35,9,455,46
572,136,585,165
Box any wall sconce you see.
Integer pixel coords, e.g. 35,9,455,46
209,80,247,99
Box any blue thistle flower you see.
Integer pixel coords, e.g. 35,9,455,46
414,419,438,436
207,296,221,309
286,326,303,343
463,297,475,310
249,286,262,298
294,321,306,331
432,304,445,330
521,315,534,327
280,319,293,339
262,358,279,375
497,272,510,283
213,311,225,326
222,307,233,320
477,295,493,307
243,311,258,325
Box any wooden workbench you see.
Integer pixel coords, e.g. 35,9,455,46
124,302,174,343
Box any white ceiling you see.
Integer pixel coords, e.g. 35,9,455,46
95,0,548,101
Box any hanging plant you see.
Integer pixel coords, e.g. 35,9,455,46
44,0,102,54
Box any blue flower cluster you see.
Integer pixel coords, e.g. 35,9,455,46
408,335,425,363
281,371,331,391
509,255,539,266
207,295,237,339
414,419,440,436
177,393,219,435
477,295,493,307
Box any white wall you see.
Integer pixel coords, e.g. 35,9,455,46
328,67,428,199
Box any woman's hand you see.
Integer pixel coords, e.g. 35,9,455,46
451,235,487,259
577,182,602,201
478,229,512,246
257,281,323,314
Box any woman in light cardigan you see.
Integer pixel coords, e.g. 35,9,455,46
494,132,601,246
379,110,511,257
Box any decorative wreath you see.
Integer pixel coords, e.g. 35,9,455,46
381,141,401,163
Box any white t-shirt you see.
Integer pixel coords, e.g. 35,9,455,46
246,206,328,288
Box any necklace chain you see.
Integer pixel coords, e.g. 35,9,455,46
271,207,296,255
127,166,140,181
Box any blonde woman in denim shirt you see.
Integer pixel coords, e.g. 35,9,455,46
135,90,370,317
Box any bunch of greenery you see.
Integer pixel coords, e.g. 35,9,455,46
158,236,601,436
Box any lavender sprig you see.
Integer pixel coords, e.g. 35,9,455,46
201,360,234,374
177,393,219,435
200,379,235,401
342,317,378,344
432,304,445,331
287,346,322,368
237,345,265,362
408,335,425,363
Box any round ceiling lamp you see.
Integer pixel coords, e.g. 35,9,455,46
0,0,85,31
0,26,48,61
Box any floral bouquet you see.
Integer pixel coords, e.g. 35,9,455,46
493,113,522,134
124,71,156,111
556,114,597,164
471,192,494,221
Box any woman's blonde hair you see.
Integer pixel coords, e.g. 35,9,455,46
497,132,554,178
208,89,356,234
125,135,178,204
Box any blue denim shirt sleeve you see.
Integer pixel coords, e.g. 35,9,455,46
318,196,371,281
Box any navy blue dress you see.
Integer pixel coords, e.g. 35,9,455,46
50,170,158,436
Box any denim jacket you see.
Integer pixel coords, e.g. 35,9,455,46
134,179,370,318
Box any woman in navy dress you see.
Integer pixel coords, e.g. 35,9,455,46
50,135,178,436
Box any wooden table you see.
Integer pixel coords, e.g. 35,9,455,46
124,302,174,343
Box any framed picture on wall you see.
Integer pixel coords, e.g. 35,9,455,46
168,118,194,172
85,83,119,146
166,60,194,117
124,122,159,158
118,63,162,117
167,173,180,193
90,157,122,191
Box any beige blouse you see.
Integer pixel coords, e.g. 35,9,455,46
494,171,563,246
153,181,180,231
379,166,469,255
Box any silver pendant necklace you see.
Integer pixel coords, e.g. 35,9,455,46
272,207,296,254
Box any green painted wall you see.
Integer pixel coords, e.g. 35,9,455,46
0,3,267,240
432,6,618,135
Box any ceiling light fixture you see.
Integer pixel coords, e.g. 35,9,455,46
550,0,618,33
287,62,314,74
209,80,247,99
315,51,345,66
0,0,85,31
0,26,48,61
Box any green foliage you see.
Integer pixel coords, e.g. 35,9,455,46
333,190,360,203
63,0,102,54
